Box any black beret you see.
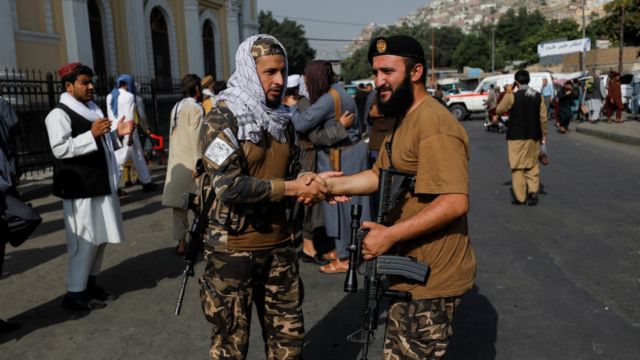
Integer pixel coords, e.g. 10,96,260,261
367,35,425,64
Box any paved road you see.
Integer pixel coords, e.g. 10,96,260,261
1,120,639,359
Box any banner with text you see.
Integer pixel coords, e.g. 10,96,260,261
537,38,591,57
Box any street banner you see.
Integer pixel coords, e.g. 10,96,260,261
537,38,591,57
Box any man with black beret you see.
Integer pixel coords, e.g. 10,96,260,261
324,35,477,359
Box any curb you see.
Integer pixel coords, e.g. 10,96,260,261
575,125,640,146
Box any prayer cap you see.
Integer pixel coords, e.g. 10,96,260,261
251,38,285,59
58,62,83,78
367,35,425,64
287,74,301,88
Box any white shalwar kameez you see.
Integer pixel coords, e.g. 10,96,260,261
106,89,152,184
45,93,125,292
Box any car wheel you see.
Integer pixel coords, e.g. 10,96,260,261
449,105,467,121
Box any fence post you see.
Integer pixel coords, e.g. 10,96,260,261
46,72,56,109
151,79,159,133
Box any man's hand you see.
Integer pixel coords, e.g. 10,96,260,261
361,221,395,260
91,118,112,138
285,173,328,205
317,171,351,204
116,116,135,137
339,111,354,128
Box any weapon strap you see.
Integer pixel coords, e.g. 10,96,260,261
384,116,400,169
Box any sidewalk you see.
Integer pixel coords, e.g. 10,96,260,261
575,114,640,146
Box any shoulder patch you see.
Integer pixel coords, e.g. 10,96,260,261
205,137,235,166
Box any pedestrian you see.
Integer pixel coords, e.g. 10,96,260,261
541,78,554,122
584,70,604,124
556,81,575,133
605,71,624,123
45,62,134,310
201,75,215,114
0,96,20,196
324,35,477,359
496,70,548,205
161,74,204,255
106,74,157,193
198,34,327,359
286,72,355,266
291,60,371,274
631,71,640,120
365,89,395,167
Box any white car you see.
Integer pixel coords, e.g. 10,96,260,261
445,72,553,121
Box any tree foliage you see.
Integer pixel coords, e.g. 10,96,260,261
587,0,640,46
258,11,316,74
452,32,492,71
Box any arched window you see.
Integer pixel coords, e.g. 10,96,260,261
150,7,172,88
88,0,107,79
202,20,216,77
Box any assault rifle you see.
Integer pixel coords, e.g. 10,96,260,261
344,168,430,360
174,161,213,316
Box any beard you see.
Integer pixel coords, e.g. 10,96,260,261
376,74,414,119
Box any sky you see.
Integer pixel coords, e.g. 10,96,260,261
257,0,429,60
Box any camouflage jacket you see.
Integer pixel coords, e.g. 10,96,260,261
199,101,297,232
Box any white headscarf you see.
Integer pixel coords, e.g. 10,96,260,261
215,34,290,144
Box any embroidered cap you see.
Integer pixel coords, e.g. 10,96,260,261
367,35,425,65
58,62,83,78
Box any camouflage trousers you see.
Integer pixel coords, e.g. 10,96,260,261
199,243,305,360
383,296,461,360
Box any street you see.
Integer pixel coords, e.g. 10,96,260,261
1,119,640,360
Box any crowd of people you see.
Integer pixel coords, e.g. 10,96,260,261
486,69,639,135
0,33,481,359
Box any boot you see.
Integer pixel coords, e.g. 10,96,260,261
87,276,119,302
62,291,106,311
526,192,539,206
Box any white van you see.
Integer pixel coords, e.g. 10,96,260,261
445,72,553,120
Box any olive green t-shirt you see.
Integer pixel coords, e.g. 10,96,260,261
372,96,476,299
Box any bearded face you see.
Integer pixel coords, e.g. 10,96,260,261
376,72,414,119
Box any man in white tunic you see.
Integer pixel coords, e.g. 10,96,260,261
106,74,157,192
161,74,204,255
45,63,134,310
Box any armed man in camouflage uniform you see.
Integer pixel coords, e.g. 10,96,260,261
198,35,327,360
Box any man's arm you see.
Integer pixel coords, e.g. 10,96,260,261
45,109,98,159
325,169,379,196
290,93,333,133
495,92,515,114
539,95,548,140
201,111,325,205
361,193,469,260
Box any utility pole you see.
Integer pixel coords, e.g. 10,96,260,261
618,3,624,73
491,25,495,73
580,0,585,72
431,28,436,88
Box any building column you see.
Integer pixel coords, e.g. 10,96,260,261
124,0,149,77
0,0,17,70
184,0,204,75
62,0,94,68
226,0,241,72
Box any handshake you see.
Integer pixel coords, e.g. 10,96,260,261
285,171,347,206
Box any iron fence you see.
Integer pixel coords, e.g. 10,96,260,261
0,68,183,178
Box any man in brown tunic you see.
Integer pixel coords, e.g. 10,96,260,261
324,35,477,360
198,35,326,360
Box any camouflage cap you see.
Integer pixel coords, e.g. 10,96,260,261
251,38,286,59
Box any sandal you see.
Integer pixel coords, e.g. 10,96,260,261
322,250,338,261
319,259,349,274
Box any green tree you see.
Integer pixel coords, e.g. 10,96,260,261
258,11,316,74
495,7,546,63
452,32,492,71
587,0,640,46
